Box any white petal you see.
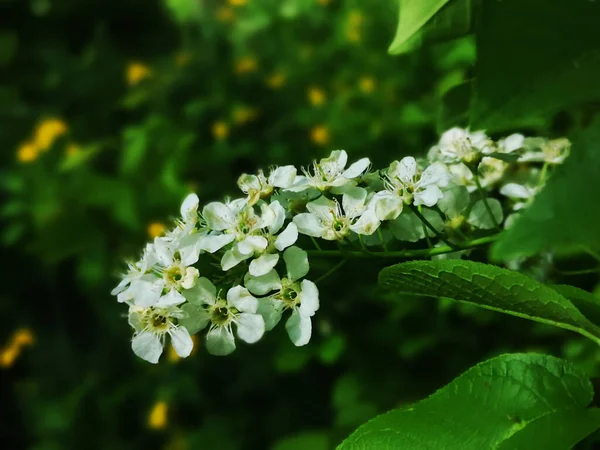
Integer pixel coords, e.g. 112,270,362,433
374,192,403,221
177,233,203,266
227,285,258,313
153,237,174,266
206,326,236,356
284,175,310,192
244,270,283,296
420,162,450,187
237,173,259,193
324,150,348,174
198,233,235,253
274,222,298,251
342,187,368,218
269,165,297,188
306,196,337,220
414,185,443,207
398,157,417,183
180,193,199,218
500,183,534,199
181,267,199,289
257,297,284,331
284,246,309,281
129,278,164,307
221,247,251,271
169,326,193,358
285,309,312,346
293,213,324,238
202,202,235,231
237,235,268,255
350,209,381,236
299,279,319,316
267,200,286,234
236,313,265,344
249,253,280,277
157,289,186,307
132,332,163,364
342,157,370,179
111,278,130,296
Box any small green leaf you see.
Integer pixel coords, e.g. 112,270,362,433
338,353,600,450
467,198,503,230
378,259,600,345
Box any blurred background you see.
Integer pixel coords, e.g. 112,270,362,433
2,0,600,449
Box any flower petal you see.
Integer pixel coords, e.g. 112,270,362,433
274,223,298,251
342,187,367,219
244,270,283,296
221,247,251,271
249,253,280,277
237,235,268,255
283,246,309,281
299,279,319,316
342,157,370,179
269,165,297,188
157,289,186,307
293,213,324,238
227,285,258,313
197,233,235,253
180,193,199,219
203,202,235,231
285,309,312,346
398,156,417,183
132,331,163,364
206,326,236,356
129,278,164,307
236,313,265,344
414,185,443,207
267,200,286,234
169,326,194,358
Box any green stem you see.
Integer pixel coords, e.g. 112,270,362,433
472,172,501,230
307,235,497,259
314,258,349,284
378,228,388,252
410,205,456,249
310,236,322,251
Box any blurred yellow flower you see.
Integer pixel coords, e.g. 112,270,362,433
310,125,330,145
66,143,81,156
228,0,247,6
148,401,168,430
235,56,257,74
16,141,40,163
175,52,191,67
127,62,151,86
13,328,35,346
317,0,332,5
216,6,235,22
35,118,68,150
266,72,286,89
147,222,167,239
346,10,364,42
0,328,35,368
212,121,229,140
359,76,375,94
233,106,257,124
308,86,326,107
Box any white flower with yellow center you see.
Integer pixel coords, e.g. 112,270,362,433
293,187,380,240
237,165,297,206
111,242,157,297
287,150,370,192
180,278,265,356
520,137,570,165
374,157,450,221
244,246,319,346
428,127,492,164
129,297,193,364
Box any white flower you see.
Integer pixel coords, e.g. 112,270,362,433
129,296,193,364
375,157,450,221
287,150,370,192
181,278,265,356
428,127,492,164
496,133,525,154
499,168,541,210
478,157,509,189
238,165,297,206
245,247,319,347
293,187,380,240
520,137,570,165
111,243,157,296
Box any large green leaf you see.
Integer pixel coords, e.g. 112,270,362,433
388,0,453,54
471,0,600,131
491,121,600,261
338,353,600,450
378,260,600,345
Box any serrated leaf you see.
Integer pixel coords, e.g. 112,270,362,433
471,0,600,131
378,260,600,345
338,353,600,450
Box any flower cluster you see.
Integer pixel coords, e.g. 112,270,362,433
113,128,568,363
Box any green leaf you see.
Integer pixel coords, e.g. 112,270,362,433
378,259,600,345
486,152,520,163
553,285,600,327
467,198,503,230
338,353,600,450
491,121,600,260
388,0,452,55
273,431,329,450
471,0,600,131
